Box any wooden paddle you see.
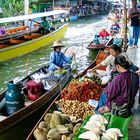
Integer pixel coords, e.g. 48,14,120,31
26,58,29,77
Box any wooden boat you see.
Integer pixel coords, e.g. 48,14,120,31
0,24,68,62
0,48,73,137
0,10,69,62
86,43,105,51
26,50,110,140
86,38,113,51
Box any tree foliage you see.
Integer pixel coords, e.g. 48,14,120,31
0,0,43,18
0,0,25,17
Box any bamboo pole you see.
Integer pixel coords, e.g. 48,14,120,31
123,0,128,52
26,58,29,77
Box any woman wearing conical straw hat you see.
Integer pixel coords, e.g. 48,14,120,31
48,40,75,73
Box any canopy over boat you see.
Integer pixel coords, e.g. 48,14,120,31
0,10,69,24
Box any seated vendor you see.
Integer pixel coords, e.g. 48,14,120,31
110,21,120,34
48,40,75,73
92,33,100,45
96,55,139,117
38,17,50,34
0,26,6,36
99,29,110,39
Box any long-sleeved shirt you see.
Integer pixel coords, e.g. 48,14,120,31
48,51,72,71
101,52,132,67
104,71,139,110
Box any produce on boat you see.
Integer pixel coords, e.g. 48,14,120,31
26,49,112,140
74,114,123,140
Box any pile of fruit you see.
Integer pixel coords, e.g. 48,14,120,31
55,99,94,120
61,77,102,102
33,111,83,140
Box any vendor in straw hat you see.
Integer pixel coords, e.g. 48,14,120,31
48,40,75,72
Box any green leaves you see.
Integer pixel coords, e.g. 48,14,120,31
1,0,24,17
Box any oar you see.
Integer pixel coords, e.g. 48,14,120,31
73,55,79,76
26,58,29,77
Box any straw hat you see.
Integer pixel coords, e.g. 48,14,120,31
51,40,65,48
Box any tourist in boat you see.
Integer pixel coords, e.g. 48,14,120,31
38,17,50,34
128,0,140,48
99,29,110,39
88,44,138,75
96,55,139,117
0,26,6,36
28,19,35,29
48,40,75,73
110,21,120,34
92,33,100,45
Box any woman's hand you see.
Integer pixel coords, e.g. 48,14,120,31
88,67,96,73
57,67,62,71
98,106,110,114
72,53,75,57
87,69,92,73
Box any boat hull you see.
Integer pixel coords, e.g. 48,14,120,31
0,24,68,62
0,71,72,137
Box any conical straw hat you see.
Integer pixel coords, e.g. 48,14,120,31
51,40,65,48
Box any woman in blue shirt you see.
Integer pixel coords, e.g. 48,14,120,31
48,40,75,72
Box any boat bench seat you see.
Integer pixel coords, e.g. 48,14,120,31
0,115,7,122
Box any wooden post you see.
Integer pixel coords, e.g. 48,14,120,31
123,0,127,52
24,0,29,26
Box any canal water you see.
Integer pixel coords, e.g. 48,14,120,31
0,14,108,93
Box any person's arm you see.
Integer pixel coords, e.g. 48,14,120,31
88,55,113,72
61,53,73,63
128,9,140,18
106,31,110,36
129,13,140,18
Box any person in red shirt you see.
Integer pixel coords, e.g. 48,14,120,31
99,29,110,39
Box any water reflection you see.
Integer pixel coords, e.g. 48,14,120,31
0,15,108,92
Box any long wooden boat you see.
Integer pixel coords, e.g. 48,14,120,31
26,50,110,140
0,26,38,41
86,38,113,51
0,24,68,62
86,43,106,51
0,50,73,138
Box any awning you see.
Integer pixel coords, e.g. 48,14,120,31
0,10,69,23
